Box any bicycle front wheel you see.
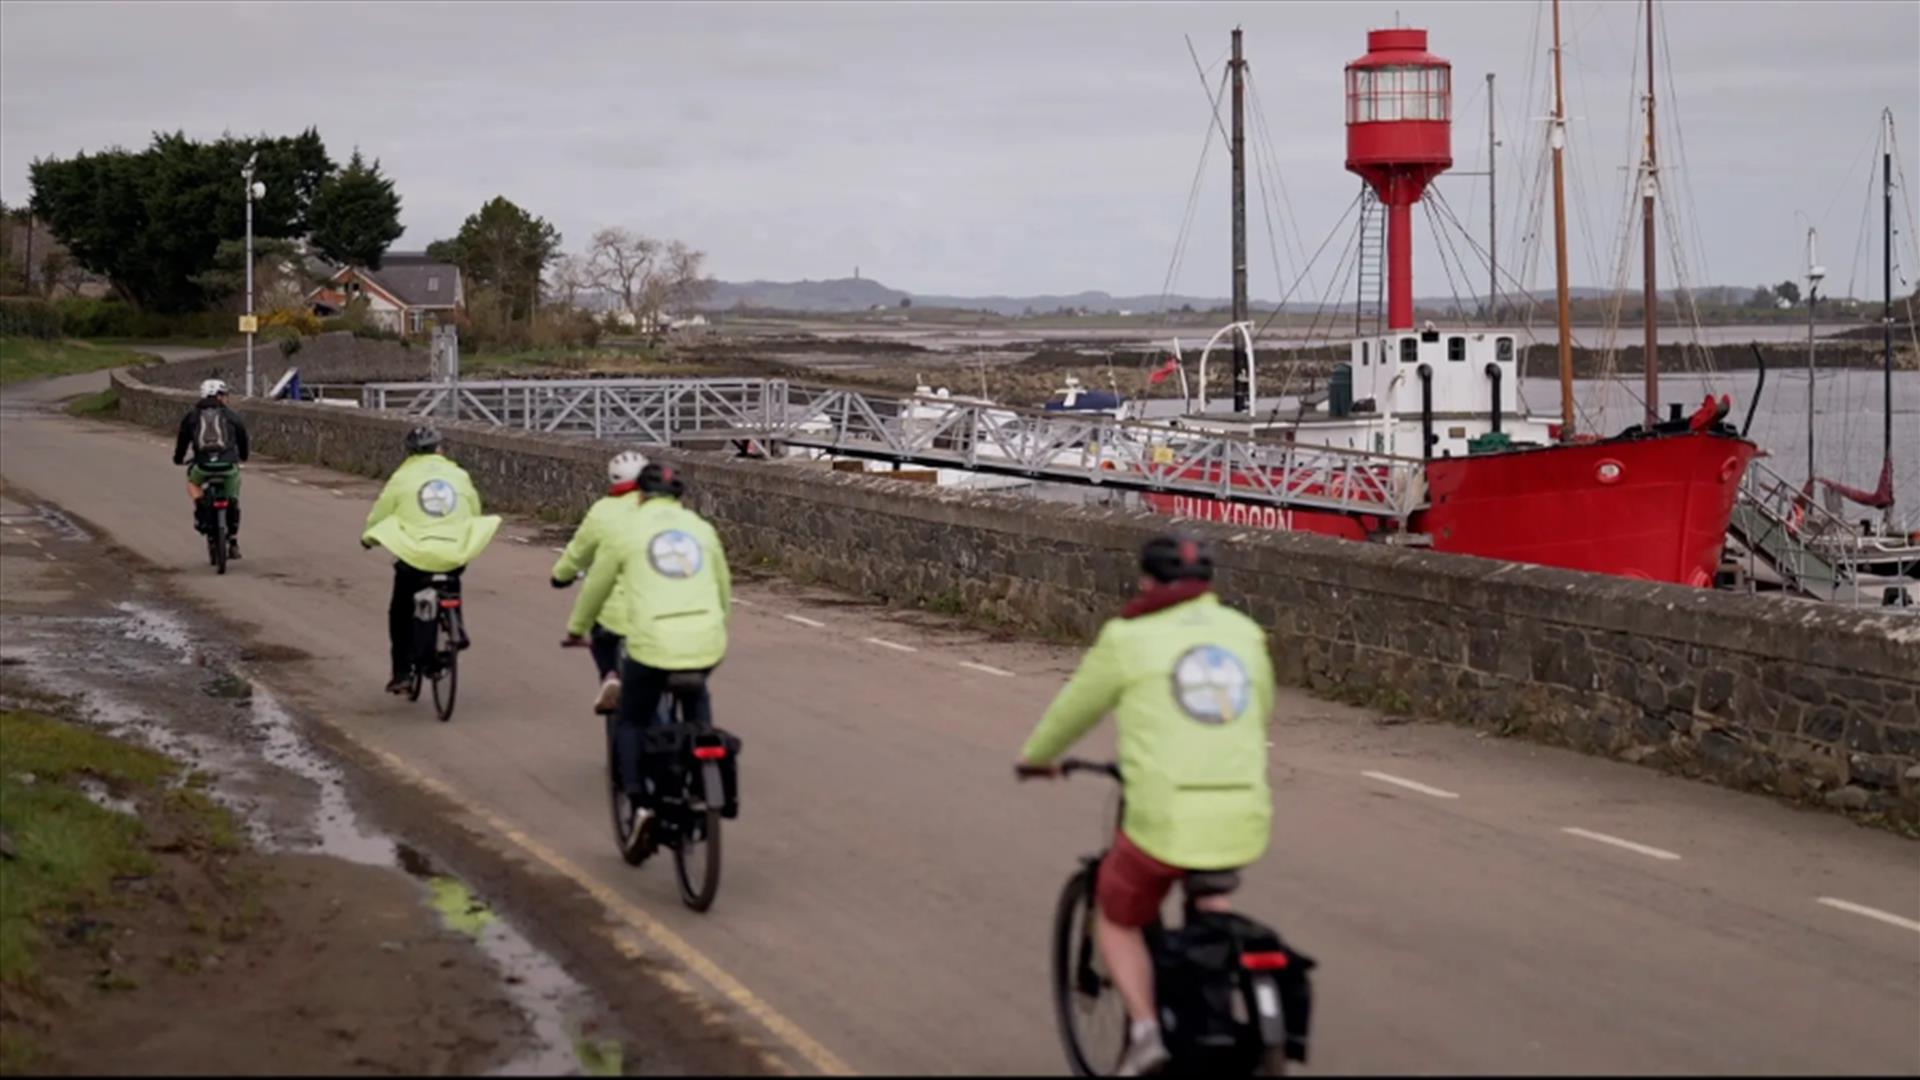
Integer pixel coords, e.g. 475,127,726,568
210,508,227,574
1052,864,1127,1077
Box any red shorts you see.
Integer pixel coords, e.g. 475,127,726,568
1095,830,1188,928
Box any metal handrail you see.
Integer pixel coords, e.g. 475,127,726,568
354,376,1431,520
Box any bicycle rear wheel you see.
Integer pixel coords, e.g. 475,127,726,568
672,760,724,911
431,614,458,722
1052,864,1127,1077
672,807,722,912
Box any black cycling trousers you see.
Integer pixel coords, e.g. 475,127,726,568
388,562,463,681
588,625,624,681
611,658,715,799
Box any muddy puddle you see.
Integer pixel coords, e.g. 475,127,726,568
0,597,617,1076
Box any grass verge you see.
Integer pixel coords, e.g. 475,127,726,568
0,339,159,386
0,708,241,1071
63,387,120,418
82,336,233,350
463,341,675,375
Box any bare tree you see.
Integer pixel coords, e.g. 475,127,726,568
584,227,713,334
586,227,659,318
545,253,595,310
662,240,714,315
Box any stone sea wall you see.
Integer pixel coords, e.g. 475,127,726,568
114,368,1920,825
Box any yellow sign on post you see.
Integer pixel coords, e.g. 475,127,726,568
238,315,259,334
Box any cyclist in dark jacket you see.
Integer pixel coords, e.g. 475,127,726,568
172,378,250,556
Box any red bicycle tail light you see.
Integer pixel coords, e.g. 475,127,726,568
1240,952,1290,971
438,598,462,609
692,746,727,761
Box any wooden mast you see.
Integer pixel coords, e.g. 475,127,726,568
1550,0,1576,435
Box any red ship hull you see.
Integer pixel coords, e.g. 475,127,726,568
1144,431,1757,587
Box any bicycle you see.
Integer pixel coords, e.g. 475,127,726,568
1017,758,1315,1077
194,462,239,575
407,573,465,722
563,643,739,912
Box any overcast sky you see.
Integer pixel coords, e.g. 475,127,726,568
3,1,1916,300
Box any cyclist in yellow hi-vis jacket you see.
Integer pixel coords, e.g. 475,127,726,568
360,426,501,695
551,449,651,713
1017,534,1275,1077
565,462,732,814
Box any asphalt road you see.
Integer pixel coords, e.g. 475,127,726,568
3,371,1917,1076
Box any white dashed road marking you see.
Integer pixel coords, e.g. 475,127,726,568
783,614,826,629
1362,770,1461,799
732,598,754,607
1561,827,1681,862
959,661,1014,678
863,637,918,653
1815,897,1920,935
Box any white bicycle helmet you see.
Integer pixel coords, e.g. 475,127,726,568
200,378,229,398
608,450,648,487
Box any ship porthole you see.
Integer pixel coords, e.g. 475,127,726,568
1718,456,1740,483
1596,459,1625,485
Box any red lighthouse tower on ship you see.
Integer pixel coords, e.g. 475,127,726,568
1344,28,1452,332
1150,19,1757,589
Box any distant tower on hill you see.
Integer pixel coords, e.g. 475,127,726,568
854,265,860,280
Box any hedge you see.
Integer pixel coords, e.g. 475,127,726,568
0,297,63,339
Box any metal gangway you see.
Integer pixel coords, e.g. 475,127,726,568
1727,458,1919,606
353,376,1429,522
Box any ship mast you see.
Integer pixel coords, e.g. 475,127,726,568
1881,106,1896,524
1230,27,1251,414
1550,0,1576,436
1640,0,1659,428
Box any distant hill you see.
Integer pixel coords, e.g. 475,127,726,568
694,276,1653,317
702,277,909,313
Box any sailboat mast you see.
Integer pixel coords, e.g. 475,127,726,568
1488,72,1498,319
1231,27,1251,414
1883,108,1895,521
1550,0,1575,434
1641,0,1659,428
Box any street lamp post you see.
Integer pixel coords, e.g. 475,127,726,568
241,153,263,397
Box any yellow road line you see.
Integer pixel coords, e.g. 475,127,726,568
357,742,855,1076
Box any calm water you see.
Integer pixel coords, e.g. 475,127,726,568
1521,370,1919,516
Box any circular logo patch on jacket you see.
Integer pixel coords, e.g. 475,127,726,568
1171,645,1250,725
417,479,458,517
648,530,704,578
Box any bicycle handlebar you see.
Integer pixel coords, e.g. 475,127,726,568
1014,758,1121,782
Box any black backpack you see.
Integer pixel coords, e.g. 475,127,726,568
195,407,233,459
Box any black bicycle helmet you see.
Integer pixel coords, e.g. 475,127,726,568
404,425,443,454
1140,532,1214,584
637,462,685,498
